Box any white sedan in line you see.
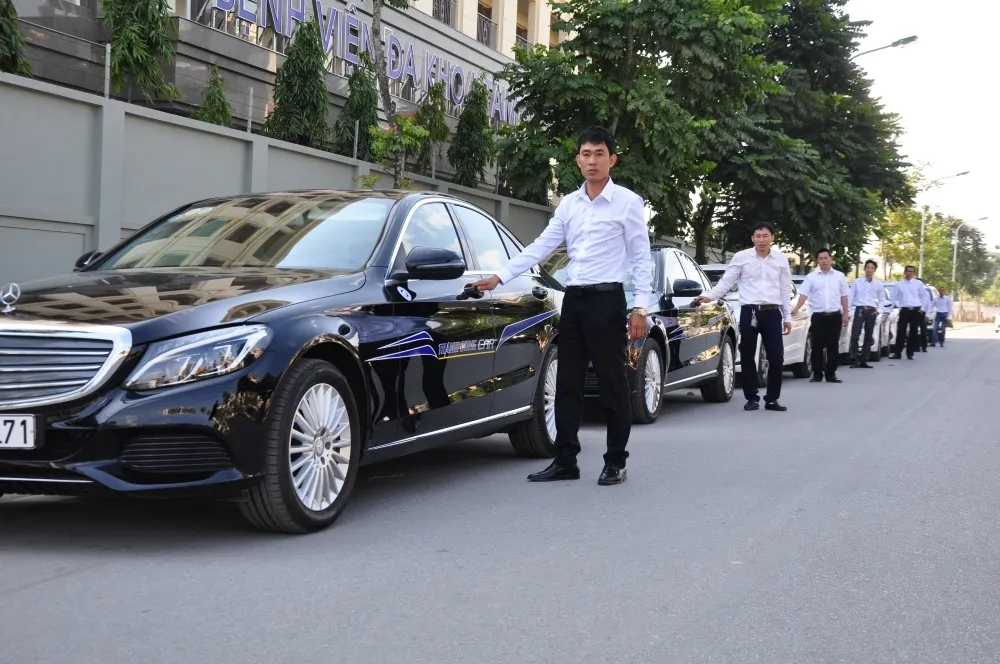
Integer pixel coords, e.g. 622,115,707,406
701,264,813,386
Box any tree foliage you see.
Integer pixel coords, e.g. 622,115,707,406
333,54,380,161
412,81,450,175
102,0,180,103
0,0,31,76
368,0,411,186
720,0,913,264
370,112,428,185
191,64,234,127
447,77,494,188
263,19,329,149
498,0,787,242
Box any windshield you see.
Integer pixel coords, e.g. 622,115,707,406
96,193,395,271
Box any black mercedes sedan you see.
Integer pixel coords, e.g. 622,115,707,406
0,190,563,533
541,245,737,424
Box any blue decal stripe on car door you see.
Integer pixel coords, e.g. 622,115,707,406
496,309,558,349
368,344,438,362
377,330,434,350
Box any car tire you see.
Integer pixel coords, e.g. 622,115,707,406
240,358,361,535
701,336,735,403
792,332,811,378
631,338,664,424
509,346,558,458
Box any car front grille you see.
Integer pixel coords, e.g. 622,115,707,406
119,434,234,474
0,322,132,409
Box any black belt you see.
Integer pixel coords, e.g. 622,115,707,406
566,282,622,293
902,306,922,311
814,311,841,316
744,303,780,311
855,305,876,311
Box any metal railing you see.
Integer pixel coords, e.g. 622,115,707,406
515,35,530,51
431,0,457,28
476,14,498,50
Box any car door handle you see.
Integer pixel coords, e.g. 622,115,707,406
460,283,484,300
531,286,548,300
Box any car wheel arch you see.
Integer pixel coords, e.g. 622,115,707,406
289,338,371,451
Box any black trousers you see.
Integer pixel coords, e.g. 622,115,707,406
739,305,784,403
554,285,630,468
918,314,929,351
810,312,843,379
849,306,877,361
894,308,922,358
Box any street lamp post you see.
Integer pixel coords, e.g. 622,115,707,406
918,171,970,277
952,216,988,300
851,35,918,60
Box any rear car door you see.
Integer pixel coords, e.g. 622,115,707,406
385,202,496,438
662,250,700,380
450,203,555,417
677,252,726,370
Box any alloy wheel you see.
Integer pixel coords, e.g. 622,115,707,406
544,358,557,442
644,348,662,413
722,342,735,395
288,383,352,513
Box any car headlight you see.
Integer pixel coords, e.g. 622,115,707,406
124,325,273,391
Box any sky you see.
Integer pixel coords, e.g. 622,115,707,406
845,0,999,252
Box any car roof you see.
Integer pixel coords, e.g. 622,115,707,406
700,264,728,270
185,189,477,210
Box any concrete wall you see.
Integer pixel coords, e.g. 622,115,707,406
0,72,552,284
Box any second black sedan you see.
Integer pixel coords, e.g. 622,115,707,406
541,245,737,423
0,190,563,533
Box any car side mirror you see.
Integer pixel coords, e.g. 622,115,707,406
74,250,102,271
402,246,466,281
672,278,703,298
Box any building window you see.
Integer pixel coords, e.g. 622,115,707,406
477,5,498,50
515,25,529,51
432,0,457,28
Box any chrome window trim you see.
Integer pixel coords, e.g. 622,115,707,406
0,320,133,410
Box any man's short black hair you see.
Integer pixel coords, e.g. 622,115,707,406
904,264,916,272
816,248,832,258
751,222,775,235
577,126,616,155
865,259,878,269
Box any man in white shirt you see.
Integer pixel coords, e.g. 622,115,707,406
791,248,850,383
846,259,885,368
930,286,953,347
890,265,925,360
471,126,652,486
695,222,792,412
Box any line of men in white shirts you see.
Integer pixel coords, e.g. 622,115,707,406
790,252,952,383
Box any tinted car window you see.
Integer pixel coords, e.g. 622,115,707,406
400,203,463,259
678,253,710,291
664,251,687,290
453,206,508,273
98,195,395,271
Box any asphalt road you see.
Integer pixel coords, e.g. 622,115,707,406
2,324,999,664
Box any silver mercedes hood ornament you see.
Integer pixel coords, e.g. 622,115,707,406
1,282,21,313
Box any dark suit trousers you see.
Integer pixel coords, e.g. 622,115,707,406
739,305,784,403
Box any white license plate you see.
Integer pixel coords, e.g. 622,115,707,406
0,416,36,449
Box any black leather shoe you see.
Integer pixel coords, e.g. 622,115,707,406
598,464,627,485
527,461,580,482
744,400,760,411
889,354,902,360
809,376,823,383
850,360,860,368
764,401,787,412
826,376,843,383
859,363,872,368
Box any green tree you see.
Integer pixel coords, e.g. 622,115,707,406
0,0,31,76
447,76,494,189
370,112,428,188
497,0,788,245
368,0,411,187
191,64,234,127
102,0,180,103
721,0,913,265
412,81,450,176
332,53,380,162
263,19,329,149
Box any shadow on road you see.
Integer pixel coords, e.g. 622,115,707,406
0,383,720,550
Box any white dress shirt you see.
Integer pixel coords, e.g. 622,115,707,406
891,278,927,308
849,277,885,308
799,268,849,313
496,179,654,309
932,295,952,318
706,247,793,323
